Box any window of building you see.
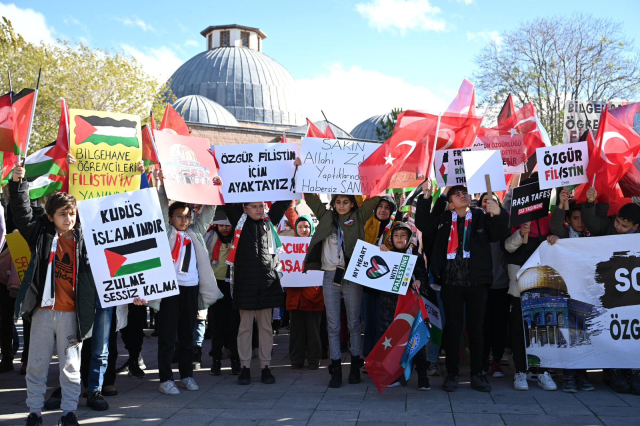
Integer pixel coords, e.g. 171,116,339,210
241,32,250,48
220,31,230,47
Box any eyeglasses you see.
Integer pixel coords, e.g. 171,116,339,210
173,214,192,221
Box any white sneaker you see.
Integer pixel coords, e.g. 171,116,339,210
159,380,180,395
514,372,529,391
180,377,199,391
537,371,557,391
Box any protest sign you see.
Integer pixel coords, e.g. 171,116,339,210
216,143,299,203
78,188,179,308
389,171,426,189
296,137,379,194
562,100,629,144
278,236,324,288
434,147,477,187
422,294,442,346
69,109,142,200
509,181,552,227
6,233,31,282
345,240,417,295
155,132,223,205
536,142,589,190
517,235,640,368
461,150,507,194
476,135,526,174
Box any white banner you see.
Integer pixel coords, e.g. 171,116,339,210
461,150,507,194
536,142,589,190
344,240,417,295
215,143,300,203
517,235,640,368
279,236,324,287
296,137,379,195
434,147,478,187
562,100,628,144
77,188,179,308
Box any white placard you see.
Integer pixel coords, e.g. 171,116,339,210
344,240,417,295
461,150,507,194
296,137,379,195
536,142,589,190
434,147,480,187
279,236,324,288
77,188,179,308
215,143,300,203
563,100,629,144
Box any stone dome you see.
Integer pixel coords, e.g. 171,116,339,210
167,47,304,127
518,266,569,295
172,95,239,126
350,114,392,142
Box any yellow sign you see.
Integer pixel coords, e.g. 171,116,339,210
6,232,31,282
69,109,142,200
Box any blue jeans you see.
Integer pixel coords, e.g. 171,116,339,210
193,319,205,348
427,289,445,363
362,292,382,358
323,271,362,360
87,299,114,393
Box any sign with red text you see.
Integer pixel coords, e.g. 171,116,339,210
509,181,552,227
6,232,31,282
563,101,629,144
69,109,142,200
279,236,324,287
536,142,589,190
155,132,224,205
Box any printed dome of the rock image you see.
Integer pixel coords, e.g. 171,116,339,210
167,25,304,127
518,266,570,295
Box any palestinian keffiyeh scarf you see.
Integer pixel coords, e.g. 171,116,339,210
447,210,472,260
226,213,283,267
568,225,590,238
378,212,397,247
172,231,192,274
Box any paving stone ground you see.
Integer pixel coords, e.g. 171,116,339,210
1,322,639,425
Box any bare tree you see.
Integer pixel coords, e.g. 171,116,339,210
473,13,640,143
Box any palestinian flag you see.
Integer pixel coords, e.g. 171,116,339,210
24,143,63,199
74,115,139,148
105,238,162,277
439,151,449,186
141,124,159,166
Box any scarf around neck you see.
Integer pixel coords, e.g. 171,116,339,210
447,210,472,260
568,225,590,238
226,213,283,267
171,231,192,274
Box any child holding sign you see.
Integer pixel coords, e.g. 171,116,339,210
11,163,97,426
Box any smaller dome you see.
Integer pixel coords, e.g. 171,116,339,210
172,95,239,126
518,266,569,295
350,114,392,142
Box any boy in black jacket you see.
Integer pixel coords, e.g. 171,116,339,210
11,164,96,426
416,182,509,393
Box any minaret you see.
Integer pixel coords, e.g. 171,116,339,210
200,24,267,52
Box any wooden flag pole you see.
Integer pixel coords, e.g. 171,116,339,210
7,70,12,93
484,174,495,217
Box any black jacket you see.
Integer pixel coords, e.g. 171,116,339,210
415,195,510,286
10,180,96,341
224,201,290,310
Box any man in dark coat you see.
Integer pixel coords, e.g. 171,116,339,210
224,200,291,385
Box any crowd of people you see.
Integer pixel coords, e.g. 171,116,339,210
0,156,639,426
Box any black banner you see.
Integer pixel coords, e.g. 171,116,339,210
509,182,552,227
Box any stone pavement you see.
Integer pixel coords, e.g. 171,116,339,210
1,322,639,426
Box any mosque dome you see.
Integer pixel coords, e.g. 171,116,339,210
172,95,239,126
350,114,392,142
518,266,569,295
167,25,304,127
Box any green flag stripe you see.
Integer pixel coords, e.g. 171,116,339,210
83,134,139,148
29,180,62,200
114,257,161,277
25,160,55,179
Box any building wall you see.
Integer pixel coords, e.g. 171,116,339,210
208,29,262,51
188,123,303,146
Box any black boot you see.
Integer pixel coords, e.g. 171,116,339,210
87,391,109,411
193,347,202,369
328,359,342,388
238,367,251,385
230,358,242,375
210,359,222,376
348,356,361,384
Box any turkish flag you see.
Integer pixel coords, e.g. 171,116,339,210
305,119,325,138
575,105,640,205
323,123,336,139
0,93,13,153
160,104,189,136
610,102,640,197
446,79,476,117
366,290,422,393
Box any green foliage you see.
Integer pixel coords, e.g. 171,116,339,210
375,108,404,142
0,17,176,152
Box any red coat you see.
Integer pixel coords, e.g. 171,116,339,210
286,286,324,312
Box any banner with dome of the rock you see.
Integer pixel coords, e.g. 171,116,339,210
516,235,640,369
155,132,224,205
69,109,142,200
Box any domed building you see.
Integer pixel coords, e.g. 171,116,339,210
172,95,239,127
350,113,392,142
518,266,596,349
168,24,303,128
